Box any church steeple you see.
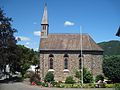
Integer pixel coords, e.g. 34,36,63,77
41,0,49,38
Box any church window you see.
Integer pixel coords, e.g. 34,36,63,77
64,58,68,69
49,54,54,57
49,58,53,69
44,25,46,30
49,54,54,69
43,25,46,30
78,54,83,57
78,54,84,70
64,54,69,57
79,58,82,69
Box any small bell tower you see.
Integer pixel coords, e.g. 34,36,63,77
41,0,49,38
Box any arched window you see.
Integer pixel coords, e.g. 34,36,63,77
64,54,69,57
78,54,84,70
49,58,53,69
43,25,46,30
78,54,83,57
49,54,54,57
49,54,54,69
79,58,82,69
64,58,68,69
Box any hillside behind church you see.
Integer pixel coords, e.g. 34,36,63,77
98,40,120,55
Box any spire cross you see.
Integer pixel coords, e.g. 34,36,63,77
44,0,47,6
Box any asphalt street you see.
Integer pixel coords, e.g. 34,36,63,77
0,82,114,90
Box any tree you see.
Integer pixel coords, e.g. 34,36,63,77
11,45,39,77
0,8,39,78
31,51,39,66
0,8,17,75
75,68,93,83
103,55,120,83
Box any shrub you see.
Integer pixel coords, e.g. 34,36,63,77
98,82,106,88
83,83,95,88
72,84,81,88
62,84,73,88
75,68,93,83
65,76,75,84
24,71,34,78
36,82,42,85
56,84,81,88
75,70,81,79
95,74,104,82
83,68,93,83
56,83,61,87
43,83,48,87
44,72,54,83
30,73,41,84
51,81,58,86
105,84,115,88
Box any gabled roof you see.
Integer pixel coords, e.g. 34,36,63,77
39,34,103,51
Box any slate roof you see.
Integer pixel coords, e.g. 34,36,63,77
39,34,103,51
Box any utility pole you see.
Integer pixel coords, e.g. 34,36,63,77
80,26,83,87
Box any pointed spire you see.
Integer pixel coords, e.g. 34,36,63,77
41,0,48,24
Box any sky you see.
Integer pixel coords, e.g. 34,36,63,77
0,0,120,51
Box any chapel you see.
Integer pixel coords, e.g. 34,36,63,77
39,2,103,81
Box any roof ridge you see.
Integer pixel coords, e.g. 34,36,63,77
87,35,93,50
49,33,89,35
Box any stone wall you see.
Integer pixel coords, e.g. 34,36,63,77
40,52,103,81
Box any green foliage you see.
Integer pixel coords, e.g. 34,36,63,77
105,84,115,88
98,40,120,55
44,72,54,83
65,76,75,84
56,83,95,88
103,55,120,83
11,45,39,77
83,83,95,88
0,8,17,73
115,83,120,90
75,70,81,79
0,8,39,78
72,84,81,88
24,71,34,78
58,84,81,88
75,68,93,83
83,68,93,83
51,81,58,87
31,51,39,66
95,74,104,82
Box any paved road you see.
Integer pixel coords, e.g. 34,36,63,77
0,83,114,90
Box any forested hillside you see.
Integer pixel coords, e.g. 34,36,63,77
98,40,120,55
